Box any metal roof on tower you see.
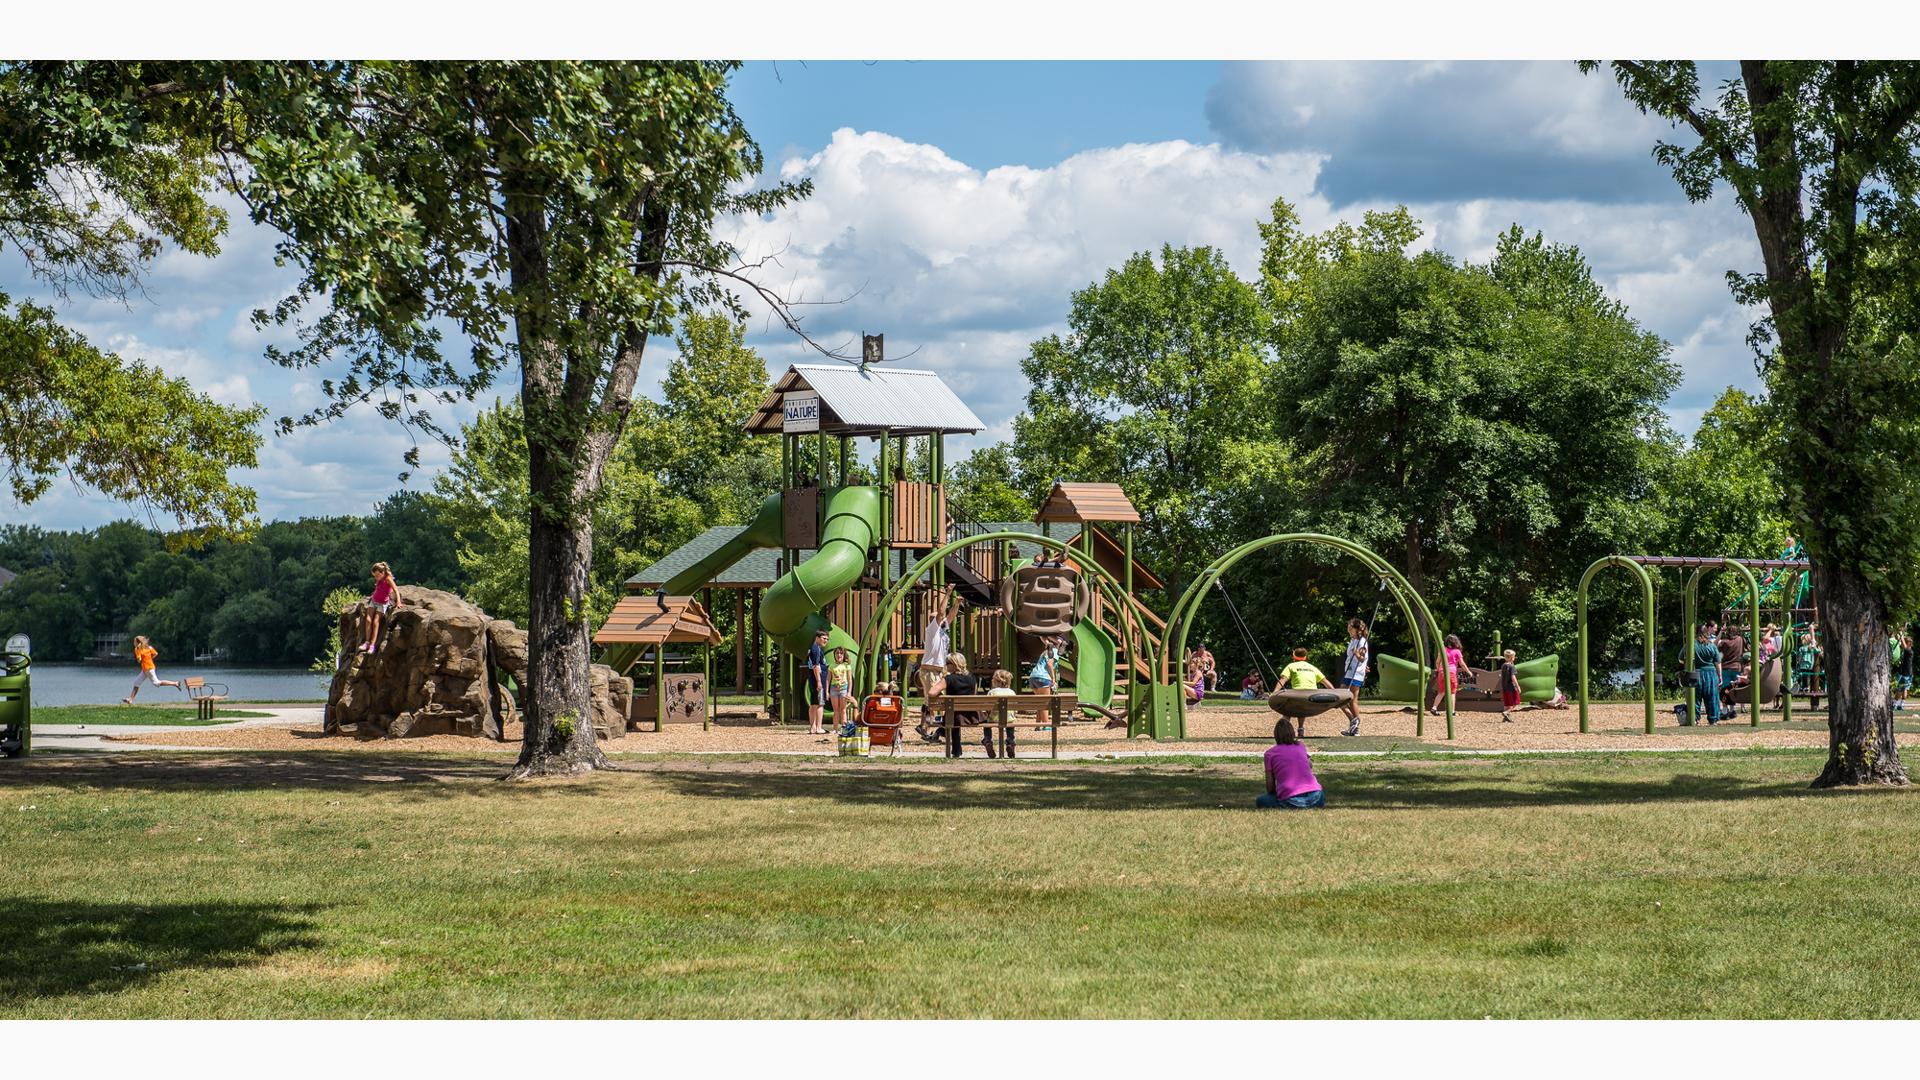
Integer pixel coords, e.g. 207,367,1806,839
744,364,986,436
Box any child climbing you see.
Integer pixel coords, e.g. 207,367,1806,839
1498,649,1520,723
121,635,180,704
361,562,400,654
1429,634,1470,716
1340,617,1369,737
1255,716,1325,810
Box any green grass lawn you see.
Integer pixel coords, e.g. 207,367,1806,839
33,705,273,727
1,748,1915,1018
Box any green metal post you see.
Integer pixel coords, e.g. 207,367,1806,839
653,646,666,734
1576,556,1656,734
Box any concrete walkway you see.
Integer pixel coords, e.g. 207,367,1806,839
29,705,323,753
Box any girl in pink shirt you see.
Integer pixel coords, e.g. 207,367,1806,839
360,561,400,654
1428,633,1472,716
1256,716,1325,809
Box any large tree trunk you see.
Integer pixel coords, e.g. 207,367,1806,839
1810,561,1908,787
510,478,607,778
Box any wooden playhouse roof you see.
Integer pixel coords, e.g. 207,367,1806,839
593,595,724,647
1034,482,1141,524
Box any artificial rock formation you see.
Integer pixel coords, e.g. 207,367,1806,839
326,590,628,740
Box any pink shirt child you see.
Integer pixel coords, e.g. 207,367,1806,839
1263,743,1321,799
1436,646,1465,690
371,577,395,605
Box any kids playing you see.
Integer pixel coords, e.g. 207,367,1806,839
1278,646,1338,737
1498,649,1520,723
360,562,400,654
1339,617,1369,737
121,635,180,704
1255,715,1325,810
1429,634,1471,716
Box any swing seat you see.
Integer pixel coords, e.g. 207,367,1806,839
1267,688,1348,718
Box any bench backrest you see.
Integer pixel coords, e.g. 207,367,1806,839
184,677,206,689
940,693,1078,712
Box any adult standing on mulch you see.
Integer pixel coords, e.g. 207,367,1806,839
915,589,960,742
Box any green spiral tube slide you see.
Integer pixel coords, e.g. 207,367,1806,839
761,485,883,653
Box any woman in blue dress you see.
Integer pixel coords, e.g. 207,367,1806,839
1694,625,1724,725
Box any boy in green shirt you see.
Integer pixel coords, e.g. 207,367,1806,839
1279,648,1335,691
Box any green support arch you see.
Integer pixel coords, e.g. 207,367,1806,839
1681,560,1764,727
1165,533,1452,738
855,531,1162,702
1576,556,1657,734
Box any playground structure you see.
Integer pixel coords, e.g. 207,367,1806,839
596,351,1175,734
589,350,1826,746
1575,552,1815,733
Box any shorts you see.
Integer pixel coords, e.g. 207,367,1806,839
805,676,825,705
1501,687,1522,708
1027,676,1054,690
367,600,392,615
1899,675,1913,691
1343,677,1364,689
829,687,849,702
131,668,163,689
1255,789,1326,810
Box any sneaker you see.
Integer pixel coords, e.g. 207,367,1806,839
1501,712,1512,723
120,697,134,706
1341,725,1358,737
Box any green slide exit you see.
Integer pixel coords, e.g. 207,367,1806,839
761,485,883,651
1067,620,1117,710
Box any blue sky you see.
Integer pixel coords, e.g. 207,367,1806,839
5,61,1764,531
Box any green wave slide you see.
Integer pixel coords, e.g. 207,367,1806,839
661,487,879,659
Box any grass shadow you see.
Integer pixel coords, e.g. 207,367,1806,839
0,752,515,798
638,757,1839,812
0,899,323,999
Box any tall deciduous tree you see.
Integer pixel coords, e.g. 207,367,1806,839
1591,60,1920,786
133,62,810,777
1259,203,1677,660
0,64,264,539
1013,244,1275,602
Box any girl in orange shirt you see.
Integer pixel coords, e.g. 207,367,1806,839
122,635,181,704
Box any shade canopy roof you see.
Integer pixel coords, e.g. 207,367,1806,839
1034,482,1142,524
592,595,724,647
744,364,985,436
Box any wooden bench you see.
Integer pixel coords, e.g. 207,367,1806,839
183,676,230,721
937,692,1079,759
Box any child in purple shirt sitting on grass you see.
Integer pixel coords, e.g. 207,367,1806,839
1256,716,1326,809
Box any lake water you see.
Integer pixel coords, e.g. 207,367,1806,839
20,663,328,707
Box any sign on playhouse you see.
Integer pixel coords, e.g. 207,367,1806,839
784,392,821,433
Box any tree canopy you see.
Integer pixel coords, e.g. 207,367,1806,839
1591,59,1920,786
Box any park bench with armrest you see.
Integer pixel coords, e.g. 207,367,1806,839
183,676,230,721
937,692,1079,759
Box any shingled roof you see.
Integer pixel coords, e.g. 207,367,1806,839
626,526,811,590
1034,482,1142,524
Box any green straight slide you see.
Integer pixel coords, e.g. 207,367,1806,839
662,491,786,598
1067,620,1116,710
761,485,883,652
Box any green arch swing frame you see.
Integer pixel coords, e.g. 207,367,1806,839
1164,533,1453,738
